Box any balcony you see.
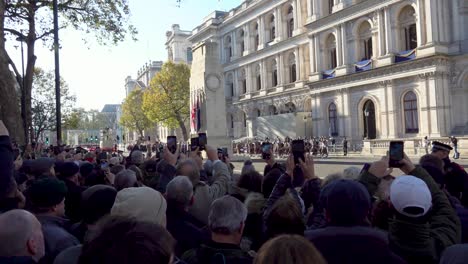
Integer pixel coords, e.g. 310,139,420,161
322,69,336,79
354,59,372,73
395,49,416,63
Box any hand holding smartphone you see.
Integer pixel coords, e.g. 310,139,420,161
261,142,272,160
389,141,404,168
167,136,177,154
291,140,305,165
198,133,207,151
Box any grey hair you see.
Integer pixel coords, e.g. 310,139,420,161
209,195,248,235
343,167,361,180
166,176,193,208
114,169,138,191
176,159,200,185
322,172,344,187
0,209,38,257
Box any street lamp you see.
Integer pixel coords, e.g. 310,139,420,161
53,0,62,144
364,109,370,139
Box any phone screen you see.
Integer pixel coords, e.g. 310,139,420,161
190,137,199,151
198,133,207,150
389,141,404,168
291,140,305,164
167,136,177,154
261,143,272,159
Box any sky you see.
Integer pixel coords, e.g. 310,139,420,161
6,0,240,111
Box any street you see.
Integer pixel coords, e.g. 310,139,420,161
230,155,468,177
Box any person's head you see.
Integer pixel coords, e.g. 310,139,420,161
390,175,432,218
266,193,305,239
419,154,445,187
109,157,120,167
0,209,45,262
209,195,247,245
114,169,138,191
322,172,344,187
175,159,200,185
431,141,452,160
262,168,282,198
237,170,262,194
29,178,67,217
241,160,256,176
60,162,80,184
111,187,167,227
342,167,361,180
165,176,193,211
130,151,144,166
127,165,144,185
78,216,174,264
81,185,117,225
29,158,55,179
84,152,96,163
320,179,371,226
254,235,326,264
110,164,125,175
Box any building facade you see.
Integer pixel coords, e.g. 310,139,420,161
189,0,468,149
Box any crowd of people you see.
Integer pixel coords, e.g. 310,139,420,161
0,118,468,264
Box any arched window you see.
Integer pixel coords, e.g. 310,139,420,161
254,23,259,50
226,73,234,97
326,34,337,69
358,21,373,61
403,91,419,133
255,64,262,90
270,59,278,87
239,69,247,94
273,69,278,86
398,6,417,51
256,109,261,117
291,64,297,82
230,114,234,129
287,6,294,38
270,15,276,41
239,30,245,54
329,103,338,136
225,36,232,62
288,53,297,83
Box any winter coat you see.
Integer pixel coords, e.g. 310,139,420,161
36,215,80,264
305,226,406,264
0,135,14,198
166,205,205,257
53,245,82,264
181,240,253,264
359,166,461,263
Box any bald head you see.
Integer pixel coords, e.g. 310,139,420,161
0,209,45,261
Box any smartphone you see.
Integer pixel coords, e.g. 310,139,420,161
190,137,199,151
198,133,207,151
100,162,109,170
291,140,305,165
261,142,272,160
389,141,404,168
360,163,371,174
167,136,177,154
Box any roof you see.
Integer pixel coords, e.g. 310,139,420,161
101,104,120,113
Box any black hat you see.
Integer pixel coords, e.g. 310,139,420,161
432,141,452,152
61,162,80,179
80,162,94,178
29,178,68,208
81,185,117,224
29,158,55,176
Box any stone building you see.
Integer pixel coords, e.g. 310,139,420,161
189,0,468,153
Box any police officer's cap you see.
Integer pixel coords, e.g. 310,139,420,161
432,141,453,152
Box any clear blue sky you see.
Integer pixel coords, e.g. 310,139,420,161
6,0,240,111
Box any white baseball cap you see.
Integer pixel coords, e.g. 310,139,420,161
390,176,432,218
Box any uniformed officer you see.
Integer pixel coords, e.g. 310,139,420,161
431,141,468,207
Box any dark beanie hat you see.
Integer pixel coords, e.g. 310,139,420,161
61,162,80,179
320,179,371,226
80,162,94,178
29,178,68,208
81,185,117,224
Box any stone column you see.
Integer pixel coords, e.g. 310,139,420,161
233,70,239,98
275,8,283,41
336,26,343,66
259,16,265,49
292,0,298,33
261,60,268,90
341,24,349,65
295,0,303,32
231,31,237,58
385,81,397,138
384,7,394,54
246,64,253,93
416,0,426,46
307,0,313,18
309,35,316,73
295,46,301,81
278,53,285,85
377,9,386,57
244,24,250,54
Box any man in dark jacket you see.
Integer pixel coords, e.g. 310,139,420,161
0,209,45,264
29,178,79,264
262,151,285,198
0,120,15,210
360,155,461,263
166,176,204,257
305,178,405,264
59,162,85,223
182,196,252,264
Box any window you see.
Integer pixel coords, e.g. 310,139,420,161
329,103,338,136
291,64,297,82
270,16,276,41
404,91,419,133
257,109,261,117
326,34,337,69
273,69,278,86
363,38,372,60
405,24,417,50
225,36,232,61
358,21,373,61
231,115,234,129
240,30,245,54
287,6,294,38
242,79,247,94
254,23,259,50
230,83,234,97
328,0,334,15
243,112,247,128
186,48,193,62
241,42,245,54
330,48,337,68
257,75,262,90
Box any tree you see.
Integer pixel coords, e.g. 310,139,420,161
31,68,75,142
2,0,137,143
0,1,25,144
121,88,153,138
143,61,190,141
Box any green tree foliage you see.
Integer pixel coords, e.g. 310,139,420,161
31,68,75,142
142,61,190,141
121,88,153,138
2,0,137,143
